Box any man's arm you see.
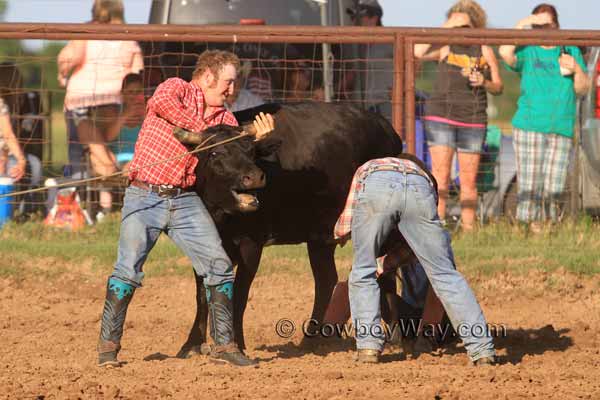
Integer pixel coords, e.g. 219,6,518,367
0,113,26,181
562,51,591,96
573,62,591,96
130,42,144,74
57,40,85,87
500,12,555,68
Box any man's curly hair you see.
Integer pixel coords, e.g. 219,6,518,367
193,50,241,80
446,0,487,29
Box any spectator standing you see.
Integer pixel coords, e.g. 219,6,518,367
348,0,394,121
283,59,319,102
499,4,589,230
57,0,143,216
96,50,275,368
0,63,43,218
414,0,503,231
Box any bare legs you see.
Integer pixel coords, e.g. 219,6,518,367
429,145,481,231
77,106,119,212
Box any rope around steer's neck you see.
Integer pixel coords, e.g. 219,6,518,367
0,132,250,199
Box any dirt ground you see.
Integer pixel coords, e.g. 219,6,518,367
1,260,600,399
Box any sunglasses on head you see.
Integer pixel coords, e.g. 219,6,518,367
532,23,554,29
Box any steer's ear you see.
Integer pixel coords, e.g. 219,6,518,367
255,137,282,158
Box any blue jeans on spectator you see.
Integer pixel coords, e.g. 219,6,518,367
349,170,495,361
7,154,43,216
64,109,87,177
111,185,234,288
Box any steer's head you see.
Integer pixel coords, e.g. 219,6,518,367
191,124,278,215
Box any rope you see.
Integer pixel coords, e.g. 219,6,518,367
0,132,250,199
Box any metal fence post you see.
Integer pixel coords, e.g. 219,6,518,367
404,38,415,155
392,33,404,139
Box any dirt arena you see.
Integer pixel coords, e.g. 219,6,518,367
1,259,599,399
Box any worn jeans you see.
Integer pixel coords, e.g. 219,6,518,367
349,170,495,361
111,185,234,288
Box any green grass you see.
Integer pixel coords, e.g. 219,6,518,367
453,217,600,276
1,217,599,280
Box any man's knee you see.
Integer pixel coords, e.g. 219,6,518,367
194,252,233,286
110,270,144,288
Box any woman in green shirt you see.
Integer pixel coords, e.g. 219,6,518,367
499,4,589,230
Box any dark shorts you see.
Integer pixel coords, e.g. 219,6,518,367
64,104,120,175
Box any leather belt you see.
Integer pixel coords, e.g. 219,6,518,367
130,180,192,198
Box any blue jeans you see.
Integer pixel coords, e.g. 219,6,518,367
349,170,495,361
64,109,86,176
399,260,429,310
111,186,234,288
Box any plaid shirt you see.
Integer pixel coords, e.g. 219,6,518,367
128,78,238,188
334,157,433,241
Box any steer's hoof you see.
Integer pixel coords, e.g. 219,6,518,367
200,343,213,355
402,336,435,359
176,344,203,359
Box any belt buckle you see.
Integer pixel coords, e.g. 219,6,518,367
157,184,174,198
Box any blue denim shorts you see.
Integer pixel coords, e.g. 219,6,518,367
424,120,486,153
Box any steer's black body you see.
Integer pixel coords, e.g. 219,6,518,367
177,102,403,357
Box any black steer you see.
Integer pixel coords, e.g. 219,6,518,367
176,102,406,357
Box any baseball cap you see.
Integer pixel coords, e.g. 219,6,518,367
346,0,383,19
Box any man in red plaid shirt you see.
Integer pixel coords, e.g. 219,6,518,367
334,156,496,365
97,50,274,368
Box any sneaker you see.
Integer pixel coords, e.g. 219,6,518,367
473,355,497,366
96,207,113,224
209,344,258,367
354,349,381,363
95,211,106,223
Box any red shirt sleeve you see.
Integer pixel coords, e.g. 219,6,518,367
148,78,209,132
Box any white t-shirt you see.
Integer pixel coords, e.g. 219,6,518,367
227,89,265,112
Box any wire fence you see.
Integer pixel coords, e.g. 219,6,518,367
0,23,599,227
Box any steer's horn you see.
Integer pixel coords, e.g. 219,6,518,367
173,127,203,144
241,123,257,136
